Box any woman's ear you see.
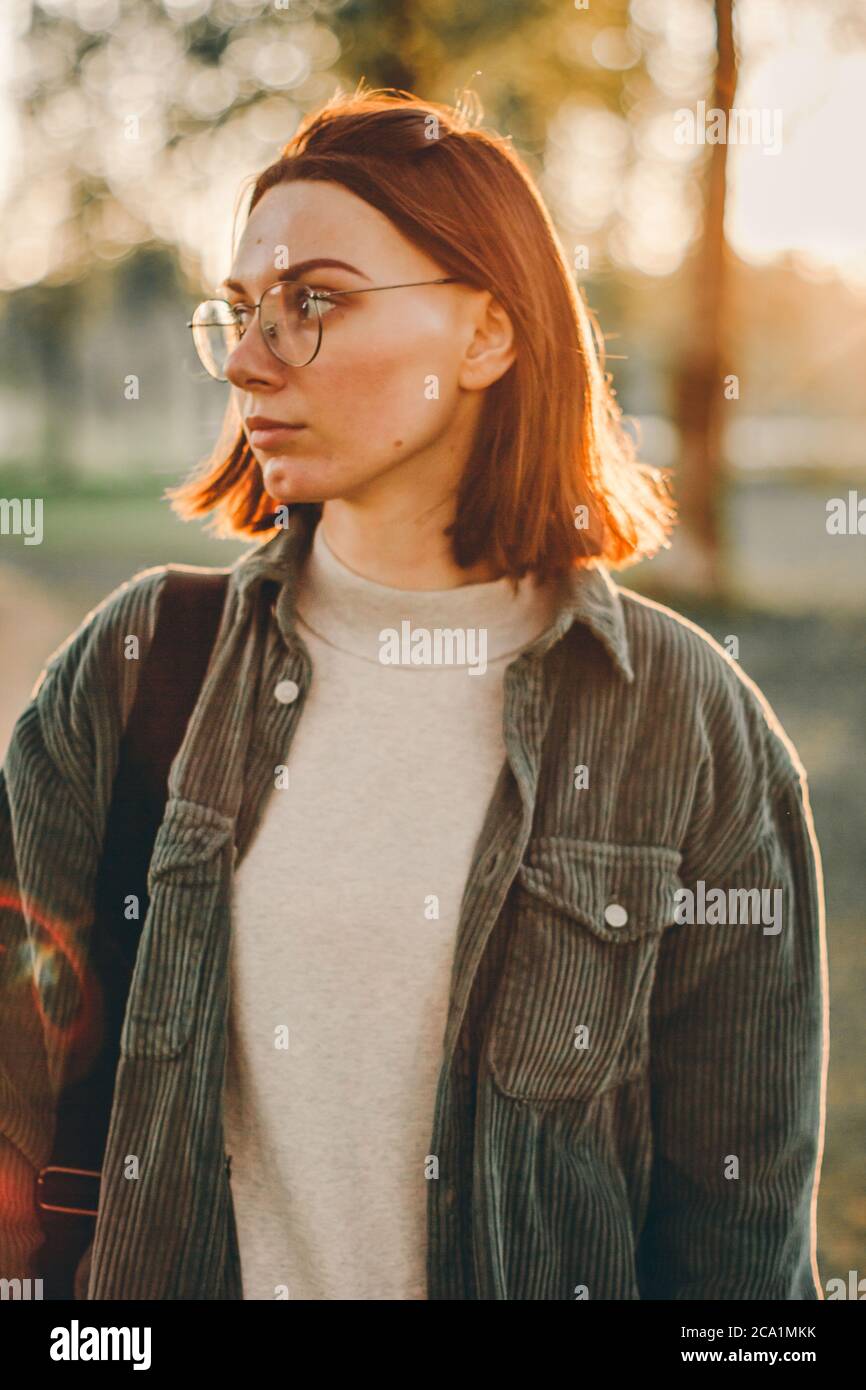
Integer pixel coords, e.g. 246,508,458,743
458,290,516,391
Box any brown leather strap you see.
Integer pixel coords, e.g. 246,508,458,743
96,569,230,942
123,569,230,835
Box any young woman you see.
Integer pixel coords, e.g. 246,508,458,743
0,87,826,1301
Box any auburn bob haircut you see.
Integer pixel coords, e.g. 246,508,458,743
167,83,675,582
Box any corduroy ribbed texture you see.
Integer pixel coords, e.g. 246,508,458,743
0,509,828,1299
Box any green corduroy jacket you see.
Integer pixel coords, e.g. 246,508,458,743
0,506,828,1299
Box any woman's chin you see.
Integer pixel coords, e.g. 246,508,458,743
260,453,320,500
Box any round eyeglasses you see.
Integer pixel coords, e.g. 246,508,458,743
187,276,461,381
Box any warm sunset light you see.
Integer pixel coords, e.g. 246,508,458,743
0,0,859,1347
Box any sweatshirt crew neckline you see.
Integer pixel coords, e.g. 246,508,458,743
294,519,560,667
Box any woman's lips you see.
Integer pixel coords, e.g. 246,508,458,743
249,424,306,448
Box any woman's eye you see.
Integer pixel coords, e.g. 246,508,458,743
300,288,340,319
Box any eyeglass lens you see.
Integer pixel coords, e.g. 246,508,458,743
190,283,323,379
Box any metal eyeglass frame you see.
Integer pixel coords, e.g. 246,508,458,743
187,276,462,379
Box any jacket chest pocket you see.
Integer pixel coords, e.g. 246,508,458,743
120,798,235,1061
485,837,682,1103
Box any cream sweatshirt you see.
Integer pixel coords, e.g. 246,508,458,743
222,519,559,1300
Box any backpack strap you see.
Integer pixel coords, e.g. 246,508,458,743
97,568,230,943
120,568,230,843
36,568,230,1296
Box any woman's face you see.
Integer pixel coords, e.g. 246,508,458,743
221,179,514,510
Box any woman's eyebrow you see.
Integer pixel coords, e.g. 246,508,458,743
218,258,371,294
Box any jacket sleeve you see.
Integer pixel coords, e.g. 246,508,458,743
0,570,165,1280
636,730,828,1299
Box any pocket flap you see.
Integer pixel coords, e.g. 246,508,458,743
147,797,235,890
516,837,682,942
123,798,234,1059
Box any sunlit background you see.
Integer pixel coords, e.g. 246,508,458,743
1,0,863,1291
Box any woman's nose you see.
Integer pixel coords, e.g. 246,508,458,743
225,315,287,388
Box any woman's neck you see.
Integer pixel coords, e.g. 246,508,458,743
318,500,501,591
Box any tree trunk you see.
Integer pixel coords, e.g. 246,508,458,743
672,0,738,596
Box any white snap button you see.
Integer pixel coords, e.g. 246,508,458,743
604,902,628,928
275,679,299,704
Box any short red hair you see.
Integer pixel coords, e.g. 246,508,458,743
167,84,675,582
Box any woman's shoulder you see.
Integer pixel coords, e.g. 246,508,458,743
615,582,805,791
613,583,815,883
2,567,178,832
23,566,182,790
34,565,172,702
31,558,238,754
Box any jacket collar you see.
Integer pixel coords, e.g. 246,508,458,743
230,504,634,684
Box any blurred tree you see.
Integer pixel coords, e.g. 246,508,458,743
3,281,84,484
6,0,646,289
333,0,644,165
670,0,737,597
3,0,652,482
